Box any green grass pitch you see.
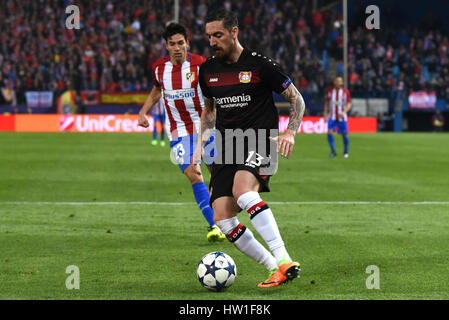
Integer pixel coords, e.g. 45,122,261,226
0,132,448,299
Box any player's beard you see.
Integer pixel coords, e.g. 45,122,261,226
213,45,231,63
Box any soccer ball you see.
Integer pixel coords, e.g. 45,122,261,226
197,252,237,291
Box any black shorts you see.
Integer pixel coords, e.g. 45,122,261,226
209,163,271,207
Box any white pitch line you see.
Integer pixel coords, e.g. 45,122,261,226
271,201,449,205
1,201,449,206
0,201,192,206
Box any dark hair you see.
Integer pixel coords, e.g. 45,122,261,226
162,23,188,41
205,9,238,31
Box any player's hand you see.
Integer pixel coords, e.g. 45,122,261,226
269,130,295,159
324,115,329,122
138,113,149,128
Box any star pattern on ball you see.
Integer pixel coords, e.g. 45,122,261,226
204,260,216,278
198,274,207,287
215,279,227,291
224,263,236,276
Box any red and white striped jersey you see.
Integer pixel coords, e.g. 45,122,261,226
325,87,352,121
152,53,206,140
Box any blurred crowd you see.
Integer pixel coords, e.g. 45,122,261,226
347,26,449,102
0,0,448,108
0,0,172,104
0,0,333,106
182,0,333,104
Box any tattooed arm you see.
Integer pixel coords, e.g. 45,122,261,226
282,83,306,134
270,83,306,158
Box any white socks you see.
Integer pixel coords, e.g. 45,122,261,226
237,191,292,264
215,217,277,271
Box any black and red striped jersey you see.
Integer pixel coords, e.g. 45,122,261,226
198,47,292,167
199,47,291,134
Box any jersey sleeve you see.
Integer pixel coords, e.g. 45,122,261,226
345,89,352,102
198,63,212,98
151,64,160,88
260,58,292,94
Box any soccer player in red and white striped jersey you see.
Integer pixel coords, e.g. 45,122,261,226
138,23,225,242
324,77,352,158
151,47,205,140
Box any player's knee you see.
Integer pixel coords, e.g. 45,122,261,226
213,208,232,224
190,175,203,185
232,185,246,201
232,178,259,200
184,167,203,184
212,198,239,224
213,214,224,225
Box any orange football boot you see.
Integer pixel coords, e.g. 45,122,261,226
257,260,300,288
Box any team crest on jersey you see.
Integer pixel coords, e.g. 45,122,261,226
186,72,195,83
239,72,252,83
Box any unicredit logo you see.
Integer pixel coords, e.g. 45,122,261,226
59,116,75,132
58,115,153,133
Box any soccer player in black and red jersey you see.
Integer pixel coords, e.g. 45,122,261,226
192,10,306,288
